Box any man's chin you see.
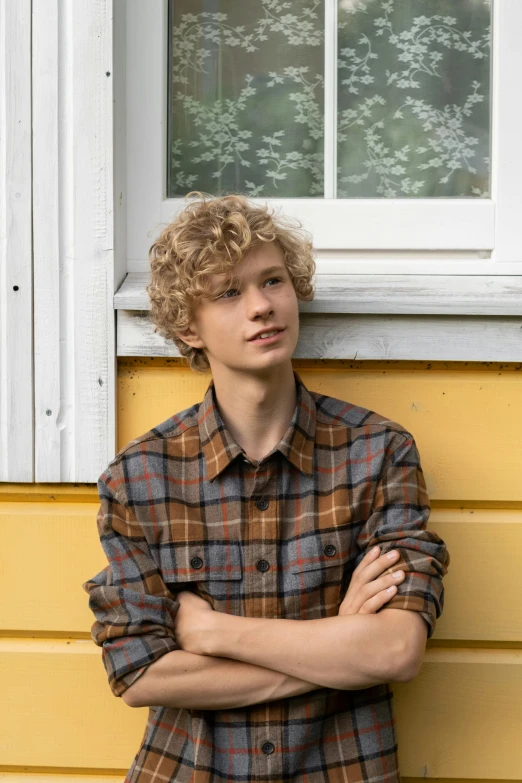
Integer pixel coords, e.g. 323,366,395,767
207,348,294,377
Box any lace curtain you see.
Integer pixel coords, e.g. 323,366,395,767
167,0,491,199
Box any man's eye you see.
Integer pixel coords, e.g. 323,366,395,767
220,288,240,299
265,277,282,286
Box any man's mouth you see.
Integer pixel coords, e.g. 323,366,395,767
248,328,285,342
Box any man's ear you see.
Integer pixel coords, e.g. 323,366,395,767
175,323,206,350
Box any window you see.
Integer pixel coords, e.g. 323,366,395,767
167,0,491,201
125,0,522,275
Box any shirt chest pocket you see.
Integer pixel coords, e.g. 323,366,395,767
289,531,353,619
156,539,244,615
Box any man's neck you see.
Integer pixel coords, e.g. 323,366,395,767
210,363,297,462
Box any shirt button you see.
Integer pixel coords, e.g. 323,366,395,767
261,741,274,755
324,544,336,557
257,559,270,572
191,556,203,569
256,497,269,511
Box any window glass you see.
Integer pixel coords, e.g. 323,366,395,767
167,0,491,199
167,0,325,198
337,0,492,198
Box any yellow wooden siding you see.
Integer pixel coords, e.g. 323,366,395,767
1,359,521,781
2,504,521,642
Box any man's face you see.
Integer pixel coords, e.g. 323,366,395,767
180,241,300,377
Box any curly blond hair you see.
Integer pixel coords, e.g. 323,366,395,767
146,191,316,372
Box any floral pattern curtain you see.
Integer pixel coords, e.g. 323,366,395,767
167,0,491,199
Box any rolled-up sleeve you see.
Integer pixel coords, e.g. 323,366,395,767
82,469,180,697
355,430,450,638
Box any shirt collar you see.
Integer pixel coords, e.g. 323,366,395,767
199,371,316,481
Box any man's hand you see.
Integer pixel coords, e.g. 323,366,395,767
339,547,405,616
174,589,219,655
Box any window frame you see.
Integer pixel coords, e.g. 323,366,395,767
124,0,522,278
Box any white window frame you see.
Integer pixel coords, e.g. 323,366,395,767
125,0,522,277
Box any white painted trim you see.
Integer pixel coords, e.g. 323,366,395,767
124,1,502,272
490,0,522,262
159,197,495,253
113,0,129,294
323,0,337,199
114,272,522,315
309,253,522,277
117,310,522,363
32,0,116,482
0,0,34,482
126,0,167,273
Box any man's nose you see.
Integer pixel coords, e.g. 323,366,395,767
245,287,273,318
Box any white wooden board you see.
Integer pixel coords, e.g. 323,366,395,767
32,0,116,482
117,310,522,362
0,0,33,481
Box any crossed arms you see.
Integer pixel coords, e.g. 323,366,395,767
122,547,429,710
84,435,449,712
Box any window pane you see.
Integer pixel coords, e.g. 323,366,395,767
337,0,492,198
167,0,325,198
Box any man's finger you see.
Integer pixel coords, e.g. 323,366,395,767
361,570,405,601
360,585,397,614
357,549,400,583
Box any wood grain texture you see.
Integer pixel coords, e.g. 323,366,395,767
116,271,522,315
0,0,33,481
32,0,116,483
117,309,522,362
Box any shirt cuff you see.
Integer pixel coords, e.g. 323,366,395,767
102,633,180,697
381,589,441,639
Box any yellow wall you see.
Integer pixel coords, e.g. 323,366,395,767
2,359,522,781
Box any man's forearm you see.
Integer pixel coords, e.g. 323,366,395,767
123,649,326,710
202,610,416,690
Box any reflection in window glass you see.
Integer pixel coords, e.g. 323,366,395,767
337,0,492,198
167,0,325,198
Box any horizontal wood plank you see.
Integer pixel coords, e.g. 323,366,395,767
0,640,144,769
117,309,522,362
393,648,522,779
1,502,521,642
1,641,521,778
432,509,522,641
116,363,522,502
0,502,103,633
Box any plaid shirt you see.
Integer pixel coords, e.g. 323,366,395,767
83,371,449,783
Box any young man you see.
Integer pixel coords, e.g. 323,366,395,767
83,193,450,783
